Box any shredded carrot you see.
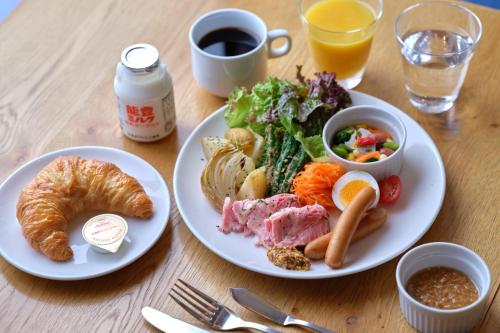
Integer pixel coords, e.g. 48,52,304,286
355,151,380,163
291,162,345,210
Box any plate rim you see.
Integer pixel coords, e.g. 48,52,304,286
0,145,170,281
174,91,446,279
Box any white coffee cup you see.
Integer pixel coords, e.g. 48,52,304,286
189,8,292,97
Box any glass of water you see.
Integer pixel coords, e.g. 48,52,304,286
394,1,482,113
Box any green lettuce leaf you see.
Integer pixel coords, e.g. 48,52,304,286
300,135,329,161
224,70,351,162
225,87,252,128
225,77,295,130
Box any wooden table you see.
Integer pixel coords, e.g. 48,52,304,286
0,0,498,332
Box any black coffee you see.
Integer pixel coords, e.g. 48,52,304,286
197,27,259,57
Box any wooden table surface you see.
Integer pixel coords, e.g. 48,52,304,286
0,0,499,332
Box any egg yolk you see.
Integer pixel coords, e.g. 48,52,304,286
340,180,370,206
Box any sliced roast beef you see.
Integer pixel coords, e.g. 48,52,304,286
219,194,299,237
219,197,243,233
263,204,330,248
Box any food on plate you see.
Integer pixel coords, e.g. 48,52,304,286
264,204,330,248
292,162,345,210
16,156,153,261
379,175,402,205
247,129,265,163
224,128,255,155
237,166,267,200
220,194,300,235
220,194,329,248
346,206,387,241
266,129,306,196
201,70,399,271
304,207,387,259
224,67,351,195
267,246,311,271
332,170,379,211
202,129,264,163
331,125,399,162
225,68,351,156
201,146,255,212
325,186,376,268
202,69,352,208
201,136,232,160
268,137,310,195
406,267,479,309
200,128,265,211
255,125,311,196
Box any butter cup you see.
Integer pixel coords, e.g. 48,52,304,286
396,242,491,333
82,214,128,254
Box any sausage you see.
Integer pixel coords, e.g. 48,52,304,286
304,207,387,259
352,207,387,241
325,187,376,268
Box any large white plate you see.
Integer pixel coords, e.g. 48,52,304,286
174,91,446,279
0,146,170,280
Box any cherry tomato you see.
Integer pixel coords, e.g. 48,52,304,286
379,175,401,204
356,137,377,146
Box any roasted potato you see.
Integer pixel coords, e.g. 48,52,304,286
224,128,254,155
237,166,266,200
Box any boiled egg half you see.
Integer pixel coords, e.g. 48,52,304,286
332,171,380,211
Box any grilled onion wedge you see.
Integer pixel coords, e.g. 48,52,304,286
201,146,255,212
201,136,232,160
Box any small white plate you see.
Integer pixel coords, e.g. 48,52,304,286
174,91,446,279
0,146,170,280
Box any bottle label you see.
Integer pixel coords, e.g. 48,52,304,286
117,89,176,142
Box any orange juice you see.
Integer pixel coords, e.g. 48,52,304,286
304,0,377,80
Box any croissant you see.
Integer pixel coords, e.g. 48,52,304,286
16,156,153,261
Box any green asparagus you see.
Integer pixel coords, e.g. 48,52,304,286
269,132,299,195
278,147,310,194
257,124,274,168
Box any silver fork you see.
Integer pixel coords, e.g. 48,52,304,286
169,279,282,333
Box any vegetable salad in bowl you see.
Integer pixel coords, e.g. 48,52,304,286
331,124,399,163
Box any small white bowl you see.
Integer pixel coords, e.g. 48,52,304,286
396,242,491,333
322,105,407,180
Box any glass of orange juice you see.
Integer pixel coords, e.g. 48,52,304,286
298,0,383,88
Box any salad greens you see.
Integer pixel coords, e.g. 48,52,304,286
225,66,352,160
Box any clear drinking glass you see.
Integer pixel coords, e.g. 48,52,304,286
394,1,482,113
298,0,383,89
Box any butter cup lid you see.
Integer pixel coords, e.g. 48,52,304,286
82,214,128,253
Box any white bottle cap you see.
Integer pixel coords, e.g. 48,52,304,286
121,43,159,73
82,214,128,254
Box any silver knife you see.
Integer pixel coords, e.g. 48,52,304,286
142,307,211,333
230,288,335,333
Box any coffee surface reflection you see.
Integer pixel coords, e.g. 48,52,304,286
197,27,259,57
